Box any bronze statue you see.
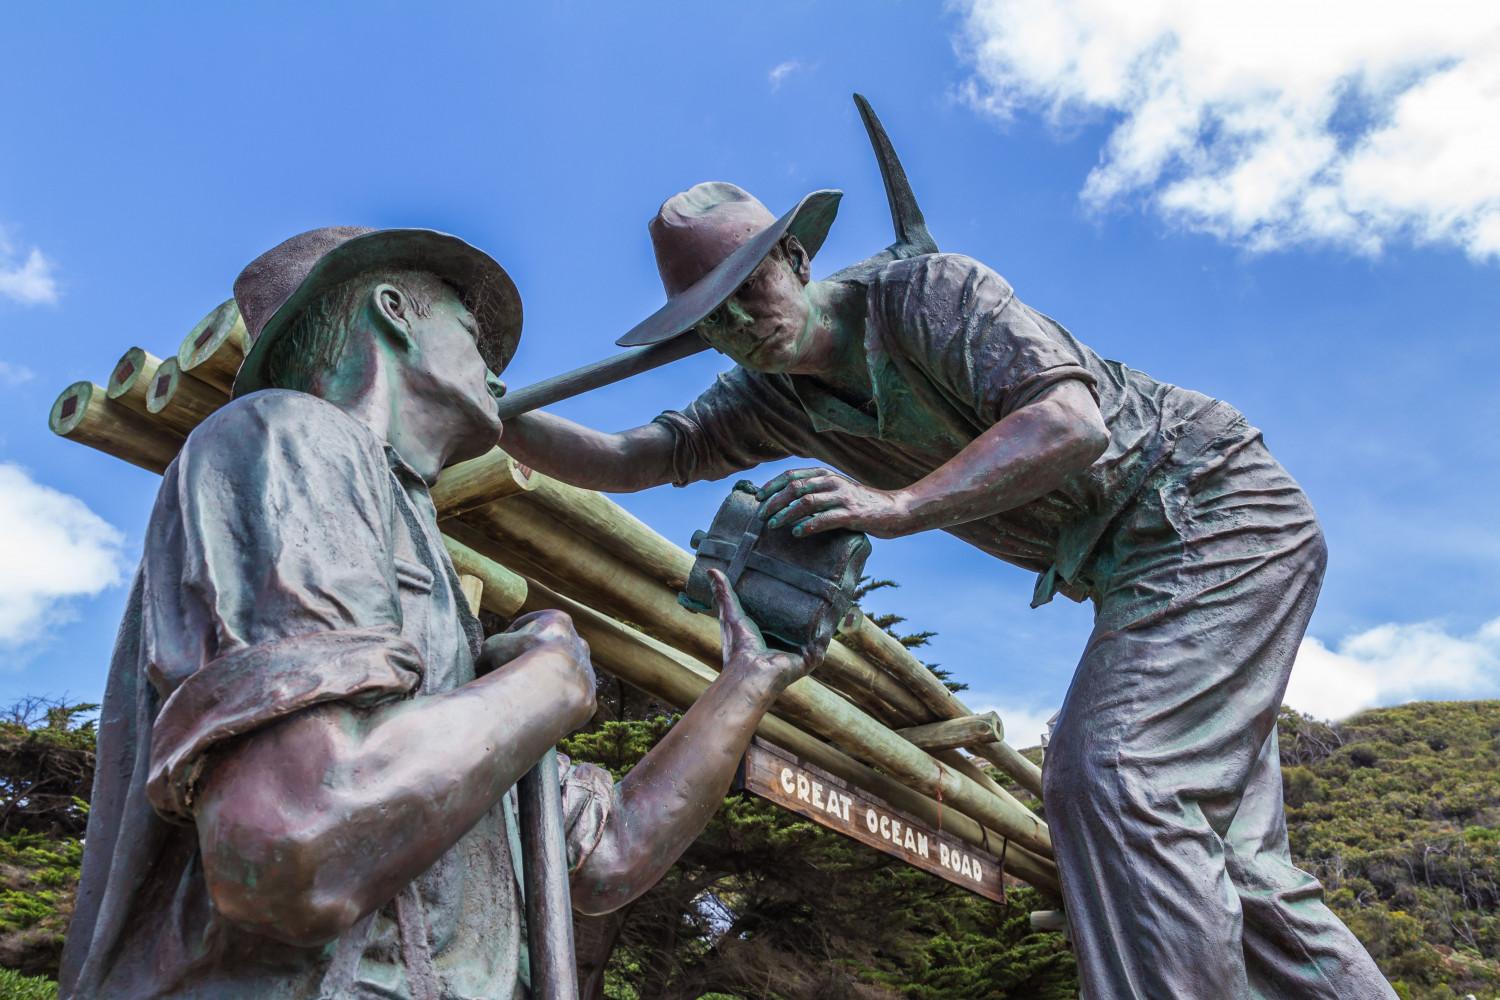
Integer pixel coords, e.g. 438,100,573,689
59,227,825,999
497,168,1399,997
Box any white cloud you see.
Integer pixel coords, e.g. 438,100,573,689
1286,616,1500,720
0,362,34,386
954,0,1500,259
0,463,127,651
768,60,803,92
0,227,59,305
966,697,1057,749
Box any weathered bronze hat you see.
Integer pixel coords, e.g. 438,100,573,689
616,183,842,348
232,226,522,397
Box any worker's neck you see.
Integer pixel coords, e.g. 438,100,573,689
318,346,458,485
794,279,872,400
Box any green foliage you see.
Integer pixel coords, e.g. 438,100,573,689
0,966,59,1000
565,718,1074,1000
1280,701,1500,999
562,717,678,780
0,698,97,838
0,833,82,928
0,700,94,981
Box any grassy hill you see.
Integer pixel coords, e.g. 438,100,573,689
1279,701,1500,999
3,698,1499,998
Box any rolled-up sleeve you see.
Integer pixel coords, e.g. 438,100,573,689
145,391,423,823
557,754,615,872
653,368,800,487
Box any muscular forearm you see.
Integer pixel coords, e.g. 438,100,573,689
892,380,1108,533
500,410,677,492
762,379,1109,539
570,661,782,913
196,648,593,945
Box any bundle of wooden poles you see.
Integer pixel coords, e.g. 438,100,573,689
49,299,1061,898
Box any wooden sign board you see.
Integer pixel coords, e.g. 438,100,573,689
734,737,1007,903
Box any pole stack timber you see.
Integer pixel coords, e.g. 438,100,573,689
449,500,929,727
443,536,529,617
177,298,247,394
899,713,1004,751
839,608,1046,797
432,448,539,519
105,348,165,417
45,306,1063,895
449,496,1053,860
49,382,183,473
496,480,933,724
515,577,1060,895
147,357,230,437
457,575,485,617
519,477,695,590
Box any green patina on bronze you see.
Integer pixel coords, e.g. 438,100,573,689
495,95,1400,999
61,227,831,1000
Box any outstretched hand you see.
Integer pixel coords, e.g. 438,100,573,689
709,569,825,690
756,468,913,539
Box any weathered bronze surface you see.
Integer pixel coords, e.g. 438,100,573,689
59,227,829,1000
681,480,870,653
494,95,929,418
517,751,579,1000
497,98,1400,998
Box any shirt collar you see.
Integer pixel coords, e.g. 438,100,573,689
779,286,972,454
383,444,433,491
781,286,888,440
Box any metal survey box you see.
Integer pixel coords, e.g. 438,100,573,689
679,481,872,652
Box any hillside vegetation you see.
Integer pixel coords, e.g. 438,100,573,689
1280,701,1500,999
0,698,92,988
3,694,1499,998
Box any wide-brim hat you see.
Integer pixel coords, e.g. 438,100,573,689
616,184,842,348
232,226,522,397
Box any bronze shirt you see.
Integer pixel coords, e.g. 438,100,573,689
61,390,612,1000
654,253,1241,605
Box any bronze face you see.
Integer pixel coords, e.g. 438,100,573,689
694,240,827,375
388,281,505,462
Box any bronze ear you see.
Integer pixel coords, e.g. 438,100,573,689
781,235,806,275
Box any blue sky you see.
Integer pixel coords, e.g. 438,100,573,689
2,1,1497,744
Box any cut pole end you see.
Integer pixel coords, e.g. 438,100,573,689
49,381,96,437
145,358,182,414
179,298,247,394
180,298,246,367
106,347,159,400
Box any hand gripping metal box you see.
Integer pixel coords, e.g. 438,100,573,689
679,481,872,652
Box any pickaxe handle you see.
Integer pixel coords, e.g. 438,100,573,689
495,94,934,421
496,333,710,421
517,751,580,1000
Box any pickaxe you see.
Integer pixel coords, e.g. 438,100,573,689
493,94,937,422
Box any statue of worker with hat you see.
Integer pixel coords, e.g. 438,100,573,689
59,225,828,999
499,183,1398,999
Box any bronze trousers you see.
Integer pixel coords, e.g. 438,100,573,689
1043,421,1396,1000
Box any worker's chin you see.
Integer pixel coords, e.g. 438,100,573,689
744,340,799,373
455,402,503,456
450,426,499,465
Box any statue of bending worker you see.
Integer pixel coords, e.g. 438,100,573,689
498,183,1398,999
59,227,823,999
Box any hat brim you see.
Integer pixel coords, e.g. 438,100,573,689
233,229,522,397
616,189,842,348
